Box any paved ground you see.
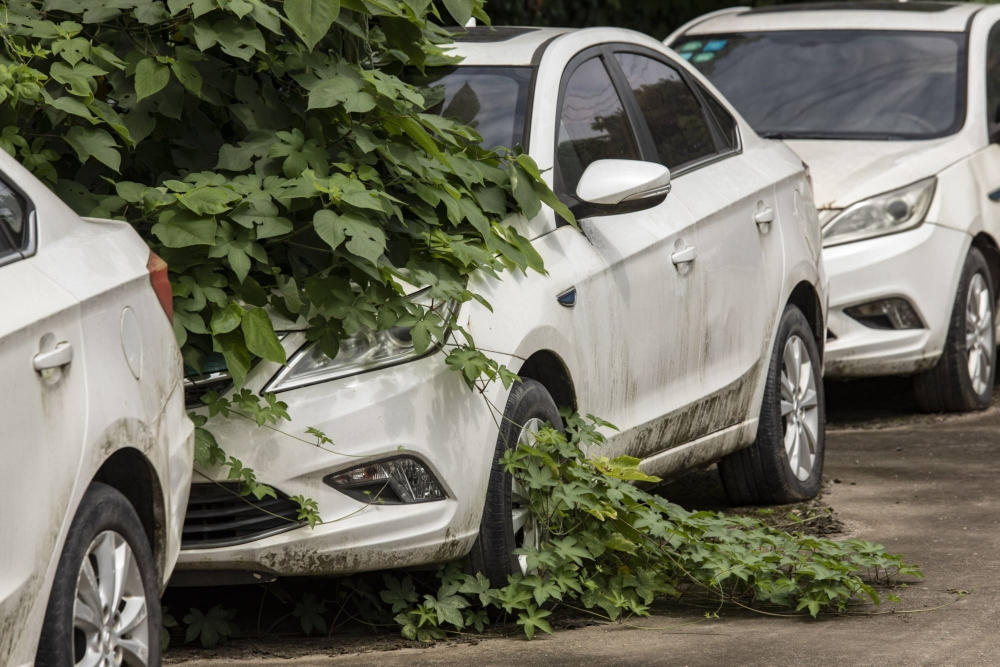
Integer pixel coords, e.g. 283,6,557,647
168,378,1000,666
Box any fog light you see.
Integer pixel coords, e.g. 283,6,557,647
325,457,446,504
845,298,923,330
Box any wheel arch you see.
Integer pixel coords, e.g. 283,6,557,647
516,349,578,417
786,280,825,358
92,447,167,584
971,231,1000,300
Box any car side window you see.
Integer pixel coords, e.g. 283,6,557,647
987,24,1000,135
555,57,641,197
695,81,739,152
614,53,717,171
0,177,26,260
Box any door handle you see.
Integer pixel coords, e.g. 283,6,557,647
34,342,73,371
754,206,775,225
671,245,697,266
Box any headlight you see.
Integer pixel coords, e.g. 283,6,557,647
266,290,454,392
822,177,936,247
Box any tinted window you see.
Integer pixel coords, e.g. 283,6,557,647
677,31,965,140
696,81,738,151
408,66,532,150
615,53,716,169
556,57,640,196
988,26,1000,135
0,178,26,255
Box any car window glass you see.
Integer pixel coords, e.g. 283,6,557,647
696,81,738,151
0,177,25,252
556,57,640,196
987,26,1000,133
614,53,716,170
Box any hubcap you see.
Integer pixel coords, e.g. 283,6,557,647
74,531,149,667
780,335,820,482
965,272,995,396
512,418,543,575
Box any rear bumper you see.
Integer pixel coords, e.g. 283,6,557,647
823,222,970,377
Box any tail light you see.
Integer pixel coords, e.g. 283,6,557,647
147,250,173,323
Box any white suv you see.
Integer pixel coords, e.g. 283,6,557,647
0,151,194,666
177,26,827,587
670,2,1000,411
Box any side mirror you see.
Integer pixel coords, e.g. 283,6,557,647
575,159,671,206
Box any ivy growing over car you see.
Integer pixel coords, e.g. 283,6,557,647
0,0,573,504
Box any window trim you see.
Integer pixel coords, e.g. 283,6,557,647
0,170,38,268
986,20,1000,140
606,44,743,178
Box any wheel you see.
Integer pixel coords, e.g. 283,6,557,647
914,247,995,413
718,304,825,505
469,379,561,586
37,482,161,667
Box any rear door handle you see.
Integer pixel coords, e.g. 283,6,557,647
671,245,697,266
754,206,775,225
34,342,73,371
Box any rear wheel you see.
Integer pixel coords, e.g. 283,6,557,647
914,247,995,413
719,305,825,505
469,379,560,586
37,482,161,667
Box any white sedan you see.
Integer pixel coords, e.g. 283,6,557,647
670,2,1000,412
176,26,827,587
0,151,194,666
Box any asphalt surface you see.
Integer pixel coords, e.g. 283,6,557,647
169,377,1000,667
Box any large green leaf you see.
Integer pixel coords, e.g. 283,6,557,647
441,0,473,25
64,126,121,172
151,211,217,247
313,210,386,264
283,0,340,51
135,58,170,100
241,307,286,364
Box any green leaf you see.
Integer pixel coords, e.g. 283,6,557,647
151,211,217,247
313,210,386,264
182,605,237,648
510,165,541,219
241,307,286,364
212,302,244,335
64,127,121,172
441,0,473,25
284,0,340,52
293,594,327,635
516,604,552,640
170,60,203,97
135,58,171,101
380,575,419,612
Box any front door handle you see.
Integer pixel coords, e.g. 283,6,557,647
671,245,697,266
754,206,775,226
34,342,73,371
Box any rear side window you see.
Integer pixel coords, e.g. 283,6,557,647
614,53,716,170
696,81,739,151
987,24,1000,135
555,57,640,196
0,177,26,259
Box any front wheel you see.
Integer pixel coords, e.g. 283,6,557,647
469,379,561,586
719,304,825,505
914,247,995,413
37,483,161,667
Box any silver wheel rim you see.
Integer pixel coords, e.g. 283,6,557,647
74,530,149,667
780,335,820,482
512,418,543,575
965,272,994,396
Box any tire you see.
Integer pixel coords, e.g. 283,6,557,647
914,247,995,413
469,379,562,587
37,482,161,667
719,305,825,506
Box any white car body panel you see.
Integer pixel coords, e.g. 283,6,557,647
670,3,1000,378
177,27,825,577
0,150,194,665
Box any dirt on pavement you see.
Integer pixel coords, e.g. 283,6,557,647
167,377,1000,666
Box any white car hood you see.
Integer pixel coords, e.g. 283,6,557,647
784,137,962,211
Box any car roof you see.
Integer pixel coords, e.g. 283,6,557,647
444,26,571,66
680,2,982,35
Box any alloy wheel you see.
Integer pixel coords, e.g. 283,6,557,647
780,335,820,482
511,417,543,575
74,530,149,667
965,272,994,396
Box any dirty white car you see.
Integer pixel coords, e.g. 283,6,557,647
0,151,194,666
670,1,1000,412
176,26,827,587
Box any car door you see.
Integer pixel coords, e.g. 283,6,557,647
549,49,710,461
0,173,87,664
612,47,785,437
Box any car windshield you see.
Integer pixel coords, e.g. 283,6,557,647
407,66,533,150
674,30,966,140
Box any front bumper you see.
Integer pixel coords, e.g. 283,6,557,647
824,222,970,377
175,346,509,577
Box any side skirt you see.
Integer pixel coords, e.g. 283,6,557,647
638,419,757,481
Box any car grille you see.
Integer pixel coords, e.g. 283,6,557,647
182,482,304,549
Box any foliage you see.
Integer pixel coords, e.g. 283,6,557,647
1,0,573,503
183,604,239,648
